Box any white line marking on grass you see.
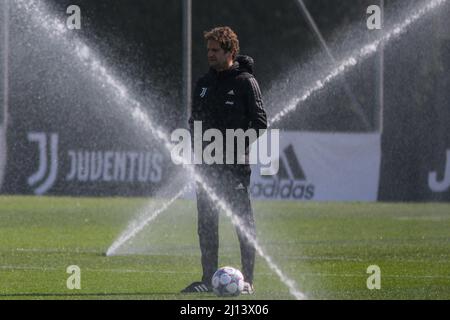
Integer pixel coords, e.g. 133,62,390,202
8,248,450,264
299,273,450,280
394,216,450,222
14,248,99,254
0,265,199,275
2,265,450,280
0,265,57,271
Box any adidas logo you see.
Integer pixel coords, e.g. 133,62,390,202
236,183,246,190
262,145,306,181
278,145,306,181
227,90,235,96
252,145,315,200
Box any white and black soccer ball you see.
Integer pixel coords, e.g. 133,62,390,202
211,266,245,297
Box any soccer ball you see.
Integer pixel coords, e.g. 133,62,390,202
211,266,245,297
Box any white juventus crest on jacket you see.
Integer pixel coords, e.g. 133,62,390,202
200,87,208,98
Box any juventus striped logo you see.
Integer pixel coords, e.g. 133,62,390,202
27,132,59,195
429,149,450,192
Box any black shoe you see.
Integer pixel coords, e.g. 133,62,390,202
181,281,211,293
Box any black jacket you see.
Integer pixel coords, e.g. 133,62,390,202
189,55,268,165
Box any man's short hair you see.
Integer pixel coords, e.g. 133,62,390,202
204,26,240,59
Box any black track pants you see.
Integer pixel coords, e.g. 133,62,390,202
195,165,256,285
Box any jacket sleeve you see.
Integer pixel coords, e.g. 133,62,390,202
244,76,267,136
189,82,200,134
189,80,205,145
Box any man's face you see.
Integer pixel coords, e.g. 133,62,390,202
207,40,233,71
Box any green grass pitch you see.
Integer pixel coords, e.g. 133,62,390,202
0,196,449,300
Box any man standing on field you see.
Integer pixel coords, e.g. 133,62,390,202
181,26,267,294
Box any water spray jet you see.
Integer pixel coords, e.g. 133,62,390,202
13,0,307,299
